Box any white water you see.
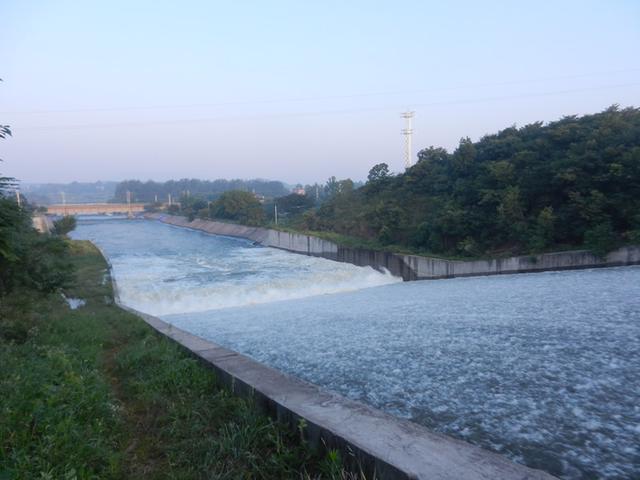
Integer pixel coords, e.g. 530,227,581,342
72,217,400,315
72,217,640,480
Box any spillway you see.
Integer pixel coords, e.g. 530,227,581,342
72,217,640,480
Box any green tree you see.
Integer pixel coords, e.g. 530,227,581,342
584,221,617,257
210,190,264,226
367,163,390,183
53,215,77,236
0,97,73,296
309,106,640,257
529,207,556,251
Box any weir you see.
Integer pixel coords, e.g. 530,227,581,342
76,217,640,478
104,266,556,479
145,213,640,281
86,222,557,479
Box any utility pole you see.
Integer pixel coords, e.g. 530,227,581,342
15,189,21,207
401,110,415,169
168,193,172,206
154,194,158,203
274,204,278,225
126,190,133,218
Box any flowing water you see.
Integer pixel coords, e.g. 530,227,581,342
72,217,640,479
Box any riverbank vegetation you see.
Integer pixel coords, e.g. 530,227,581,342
115,178,289,204
1,129,353,479
1,240,347,479
1,135,75,296
303,106,640,257
169,106,640,258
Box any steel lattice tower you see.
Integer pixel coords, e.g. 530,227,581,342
401,110,415,169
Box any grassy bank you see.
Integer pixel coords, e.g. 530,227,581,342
0,241,340,479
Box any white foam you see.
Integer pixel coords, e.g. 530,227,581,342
115,258,399,315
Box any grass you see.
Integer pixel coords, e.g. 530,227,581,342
0,240,350,479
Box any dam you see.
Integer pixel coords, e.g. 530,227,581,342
71,216,640,480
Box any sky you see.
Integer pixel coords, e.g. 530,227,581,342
1,0,639,185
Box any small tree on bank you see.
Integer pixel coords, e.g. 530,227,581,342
53,215,76,236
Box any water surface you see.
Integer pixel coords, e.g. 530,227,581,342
72,218,640,479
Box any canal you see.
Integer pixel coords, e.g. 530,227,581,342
72,217,640,479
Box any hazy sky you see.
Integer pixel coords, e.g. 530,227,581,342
1,1,638,185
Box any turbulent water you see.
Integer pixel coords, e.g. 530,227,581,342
72,217,400,315
72,217,640,480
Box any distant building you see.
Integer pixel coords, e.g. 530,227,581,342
292,187,306,196
253,192,266,204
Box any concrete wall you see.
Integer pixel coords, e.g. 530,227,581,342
146,213,640,280
32,215,54,234
400,246,640,279
106,274,555,479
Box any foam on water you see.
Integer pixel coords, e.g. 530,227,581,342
72,218,640,479
163,268,640,480
71,218,400,315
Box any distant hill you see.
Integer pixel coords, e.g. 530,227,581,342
114,178,290,203
21,181,118,205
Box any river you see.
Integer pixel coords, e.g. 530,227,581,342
71,217,640,480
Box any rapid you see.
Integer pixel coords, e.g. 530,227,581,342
72,217,640,480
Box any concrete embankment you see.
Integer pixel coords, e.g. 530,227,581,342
107,283,555,478
145,213,640,280
32,215,54,234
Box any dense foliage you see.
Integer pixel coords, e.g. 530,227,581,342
305,106,640,257
0,126,74,297
53,215,77,236
114,178,289,203
208,190,265,225
0,198,73,295
175,189,265,225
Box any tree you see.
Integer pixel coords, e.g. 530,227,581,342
452,137,476,173
53,215,77,236
367,163,390,183
324,176,340,197
584,221,616,257
0,90,74,296
308,106,640,257
210,190,264,226
273,193,314,217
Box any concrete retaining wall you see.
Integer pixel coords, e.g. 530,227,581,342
32,215,54,234
118,217,563,478
108,285,555,479
145,213,640,281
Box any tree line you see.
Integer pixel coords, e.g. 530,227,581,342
152,106,640,258
0,126,75,300
114,178,290,203
302,105,640,257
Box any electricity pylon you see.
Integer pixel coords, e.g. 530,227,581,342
401,110,415,169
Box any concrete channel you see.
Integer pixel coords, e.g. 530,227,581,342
114,302,556,480
145,213,640,281
95,222,559,479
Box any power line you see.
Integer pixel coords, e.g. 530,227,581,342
2,68,639,116
14,82,640,132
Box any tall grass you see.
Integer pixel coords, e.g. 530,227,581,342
1,240,355,479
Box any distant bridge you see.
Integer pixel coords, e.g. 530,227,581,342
46,203,146,216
